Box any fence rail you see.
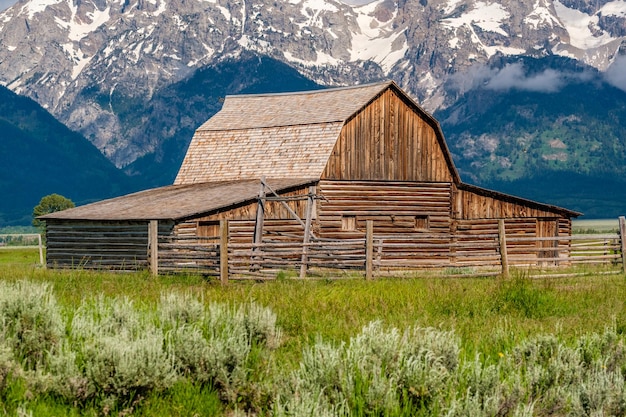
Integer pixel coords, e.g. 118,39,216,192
0,234,45,266
146,217,626,281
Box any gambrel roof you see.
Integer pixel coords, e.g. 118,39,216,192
175,81,461,185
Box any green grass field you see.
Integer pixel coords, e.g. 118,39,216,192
2,249,626,416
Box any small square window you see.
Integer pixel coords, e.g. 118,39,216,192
415,216,429,231
342,215,357,231
197,220,220,237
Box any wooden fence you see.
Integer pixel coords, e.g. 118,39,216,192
0,234,45,266
148,217,626,282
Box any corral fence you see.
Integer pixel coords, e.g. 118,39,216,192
0,233,45,266
148,217,626,282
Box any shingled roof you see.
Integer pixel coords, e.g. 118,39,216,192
40,178,315,221
174,81,405,185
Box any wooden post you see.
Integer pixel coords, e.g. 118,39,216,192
498,219,509,279
300,186,315,279
149,220,159,276
365,220,374,280
37,233,45,268
619,216,626,274
220,219,229,285
252,178,266,271
254,178,266,246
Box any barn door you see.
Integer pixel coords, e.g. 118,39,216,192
536,218,559,265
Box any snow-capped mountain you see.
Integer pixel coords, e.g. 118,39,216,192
0,0,625,167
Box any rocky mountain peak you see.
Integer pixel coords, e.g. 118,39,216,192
1,0,625,167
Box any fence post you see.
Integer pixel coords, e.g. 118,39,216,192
365,220,374,280
299,186,315,279
149,220,159,276
37,233,45,268
498,219,509,279
220,219,229,285
619,216,626,273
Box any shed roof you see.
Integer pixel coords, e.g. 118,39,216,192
40,178,315,221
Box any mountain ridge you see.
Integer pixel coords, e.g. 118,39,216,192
1,0,625,167
0,84,141,226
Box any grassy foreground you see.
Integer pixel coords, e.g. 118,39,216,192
2,254,626,415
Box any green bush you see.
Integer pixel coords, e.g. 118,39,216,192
276,321,460,415
0,280,63,369
163,296,282,409
44,296,177,408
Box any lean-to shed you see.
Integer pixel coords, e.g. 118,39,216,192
41,81,580,272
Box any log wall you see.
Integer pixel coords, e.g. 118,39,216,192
45,220,173,270
322,89,454,182
316,180,452,239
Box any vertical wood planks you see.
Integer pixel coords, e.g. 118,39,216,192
321,88,453,182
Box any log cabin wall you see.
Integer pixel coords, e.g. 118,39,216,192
45,220,174,270
316,180,452,239
172,187,310,244
322,88,454,182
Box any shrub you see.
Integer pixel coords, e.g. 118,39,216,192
45,296,177,409
0,280,63,369
161,293,282,411
159,291,205,328
276,321,460,415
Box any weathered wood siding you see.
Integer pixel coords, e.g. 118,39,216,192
455,217,572,265
172,187,310,244
322,89,454,182
45,220,173,270
455,188,564,220
316,180,452,238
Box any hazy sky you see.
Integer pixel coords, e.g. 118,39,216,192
0,0,16,11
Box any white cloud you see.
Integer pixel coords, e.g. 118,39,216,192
604,55,626,92
486,63,564,92
449,62,594,94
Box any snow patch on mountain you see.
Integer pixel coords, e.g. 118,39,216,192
20,0,62,18
601,1,626,17
524,0,560,29
554,0,618,49
66,4,110,41
351,1,407,71
443,2,511,36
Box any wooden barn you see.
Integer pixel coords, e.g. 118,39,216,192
41,81,580,275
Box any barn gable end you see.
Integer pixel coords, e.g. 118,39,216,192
322,85,456,182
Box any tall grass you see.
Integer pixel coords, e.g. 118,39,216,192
2,262,626,415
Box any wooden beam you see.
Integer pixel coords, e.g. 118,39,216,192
254,178,266,246
619,216,626,273
365,220,374,280
37,233,45,268
260,178,309,231
300,186,315,279
498,219,509,279
220,219,229,285
149,220,159,276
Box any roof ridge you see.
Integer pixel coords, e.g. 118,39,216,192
224,80,393,99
